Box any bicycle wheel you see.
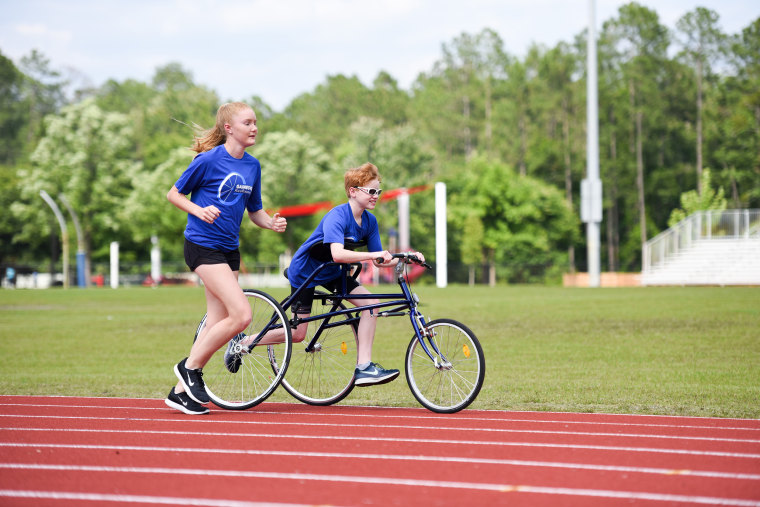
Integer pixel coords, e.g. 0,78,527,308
278,290,358,405
405,318,485,413
194,289,292,410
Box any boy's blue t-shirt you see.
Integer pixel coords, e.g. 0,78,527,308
174,145,263,251
287,203,382,288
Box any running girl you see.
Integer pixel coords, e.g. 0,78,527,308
165,102,287,415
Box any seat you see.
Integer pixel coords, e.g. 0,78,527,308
283,240,368,280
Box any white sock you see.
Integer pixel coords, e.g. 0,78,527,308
357,361,371,370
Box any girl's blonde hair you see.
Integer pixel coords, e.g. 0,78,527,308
344,163,381,197
192,102,252,153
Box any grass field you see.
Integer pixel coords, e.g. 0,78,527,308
1,284,758,418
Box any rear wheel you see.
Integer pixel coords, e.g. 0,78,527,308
278,291,359,405
405,319,485,413
194,289,292,410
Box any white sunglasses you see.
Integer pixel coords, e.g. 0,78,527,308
353,186,383,197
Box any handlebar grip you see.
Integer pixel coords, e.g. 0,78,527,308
391,252,432,270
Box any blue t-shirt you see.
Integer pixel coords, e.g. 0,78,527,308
287,203,382,288
174,145,263,251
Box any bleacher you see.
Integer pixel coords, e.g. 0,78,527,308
641,209,760,286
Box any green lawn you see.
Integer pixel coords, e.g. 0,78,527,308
1,284,758,418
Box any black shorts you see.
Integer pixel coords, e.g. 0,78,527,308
290,276,361,315
184,239,241,272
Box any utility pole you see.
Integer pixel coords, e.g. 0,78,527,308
581,0,602,287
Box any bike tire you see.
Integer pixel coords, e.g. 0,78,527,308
278,290,358,405
194,289,292,410
405,318,485,414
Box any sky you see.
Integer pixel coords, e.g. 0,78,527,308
1,0,758,111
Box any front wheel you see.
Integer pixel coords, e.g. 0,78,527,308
194,289,292,410
405,319,485,413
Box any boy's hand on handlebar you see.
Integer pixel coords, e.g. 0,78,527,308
374,250,394,265
406,251,432,269
408,251,425,264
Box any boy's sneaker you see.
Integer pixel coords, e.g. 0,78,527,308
224,333,245,373
165,387,209,415
354,362,400,386
174,357,210,404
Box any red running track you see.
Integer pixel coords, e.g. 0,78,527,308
0,395,759,506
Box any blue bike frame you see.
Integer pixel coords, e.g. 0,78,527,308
272,259,443,363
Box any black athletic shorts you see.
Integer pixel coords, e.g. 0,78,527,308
184,239,241,272
290,276,361,315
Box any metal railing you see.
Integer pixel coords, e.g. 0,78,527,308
643,209,760,272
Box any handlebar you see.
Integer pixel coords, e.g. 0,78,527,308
375,252,432,270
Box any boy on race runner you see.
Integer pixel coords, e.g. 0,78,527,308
165,102,287,415
227,162,424,386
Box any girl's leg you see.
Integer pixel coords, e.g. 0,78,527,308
175,279,229,393
186,263,251,369
255,286,312,345
348,286,378,365
192,281,228,349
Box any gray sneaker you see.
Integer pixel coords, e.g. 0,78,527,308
224,333,246,373
354,362,400,386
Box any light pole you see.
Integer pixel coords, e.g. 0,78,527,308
582,0,603,287
39,190,69,289
59,194,87,287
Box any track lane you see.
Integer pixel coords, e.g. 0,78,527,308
1,396,757,507
2,444,759,499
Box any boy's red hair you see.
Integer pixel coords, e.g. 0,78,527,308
344,163,381,197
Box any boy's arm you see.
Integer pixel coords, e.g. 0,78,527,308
330,243,393,265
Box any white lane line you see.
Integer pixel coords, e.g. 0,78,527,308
2,442,759,481
0,490,302,506
1,465,759,506
3,402,759,432
1,414,757,444
2,426,759,459
3,396,757,424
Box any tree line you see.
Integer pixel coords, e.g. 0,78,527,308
1,3,758,284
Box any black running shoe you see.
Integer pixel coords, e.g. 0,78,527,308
224,333,245,373
354,362,400,386
165,387,209,415
174,357,210,404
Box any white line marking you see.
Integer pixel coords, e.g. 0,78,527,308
2,426,759,459
2,442,758,481
2,396,756,423
1,465,758,506
0,490,302,506
1,414,757,444
3,402,758,432
236,409,760,431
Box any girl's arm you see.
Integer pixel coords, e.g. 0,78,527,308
248,209,287,232
167,185,220,224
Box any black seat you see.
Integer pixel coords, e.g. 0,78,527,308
308,239,368,262
308,242,333,263
283,240,369,280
